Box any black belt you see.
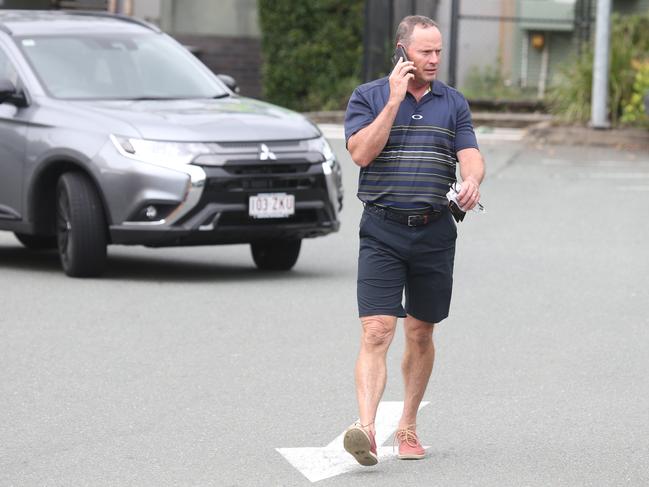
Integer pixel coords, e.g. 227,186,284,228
365,203,442,227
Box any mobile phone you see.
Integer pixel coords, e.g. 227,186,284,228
392,45,409,66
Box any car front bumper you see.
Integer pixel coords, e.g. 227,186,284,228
106,147,342,246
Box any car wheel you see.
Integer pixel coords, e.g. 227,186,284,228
250,239,301,271
56,172,107,277
14,232,57,250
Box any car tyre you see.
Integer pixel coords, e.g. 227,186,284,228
56,172,108,277
14,232,57,250
251,239,301,271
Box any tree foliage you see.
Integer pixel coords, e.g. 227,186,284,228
258,0,364,111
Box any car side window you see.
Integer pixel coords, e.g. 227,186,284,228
0,48,19,85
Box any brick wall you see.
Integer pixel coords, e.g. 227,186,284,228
171,34,262,99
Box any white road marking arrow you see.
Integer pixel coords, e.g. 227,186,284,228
276,401,430,483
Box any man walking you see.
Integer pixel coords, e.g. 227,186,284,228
342,15,485,466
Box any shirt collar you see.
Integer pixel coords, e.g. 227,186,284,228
421,81,443,99
431,80,444,96
382,78,444,99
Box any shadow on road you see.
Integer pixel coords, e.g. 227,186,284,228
102,254,329,282
0,246,61,274
0,245,334,282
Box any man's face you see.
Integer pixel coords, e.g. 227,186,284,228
403,25,442,83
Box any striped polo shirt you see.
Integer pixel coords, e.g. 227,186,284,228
344,78,478,211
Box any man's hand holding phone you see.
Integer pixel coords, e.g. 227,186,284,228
388,45,415,105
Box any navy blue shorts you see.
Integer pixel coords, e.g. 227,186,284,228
357,206,457,324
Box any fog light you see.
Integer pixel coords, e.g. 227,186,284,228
145,205,158,220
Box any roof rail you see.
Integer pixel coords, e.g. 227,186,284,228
64,10,161,33
0,24,11,35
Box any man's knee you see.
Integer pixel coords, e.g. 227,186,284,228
360,316,396,348
404,317,434,345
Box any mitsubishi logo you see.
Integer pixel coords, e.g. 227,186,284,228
259,143,277,161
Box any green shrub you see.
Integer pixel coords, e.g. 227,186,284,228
621,61,649,126
258,0,364,112
548,47,594,122
549,13,649,125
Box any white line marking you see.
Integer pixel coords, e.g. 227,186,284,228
276,401,430,483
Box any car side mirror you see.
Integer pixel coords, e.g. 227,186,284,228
0,78,27,107
217,74,240,94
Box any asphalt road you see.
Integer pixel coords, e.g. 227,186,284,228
1,131,648,486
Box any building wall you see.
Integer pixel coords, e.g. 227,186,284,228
456,0,503,89
435,0,504,89
511,0,648,96
132,0,160,22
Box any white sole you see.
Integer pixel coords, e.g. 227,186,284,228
398,452,426,460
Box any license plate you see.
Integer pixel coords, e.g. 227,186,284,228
249,193,295,219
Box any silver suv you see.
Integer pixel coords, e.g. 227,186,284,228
0,10,343,277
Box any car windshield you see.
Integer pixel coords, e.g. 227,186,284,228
16,33,228,100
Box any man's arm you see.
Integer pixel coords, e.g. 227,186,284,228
456,147,485,210
347,59,415,168
347,101,401,167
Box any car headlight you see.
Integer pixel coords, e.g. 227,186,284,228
306,136,338,175
306,136,335,163
110,135,216,167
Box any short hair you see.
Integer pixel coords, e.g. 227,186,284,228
395,15,439,46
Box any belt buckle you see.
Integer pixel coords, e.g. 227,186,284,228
407,214,426,226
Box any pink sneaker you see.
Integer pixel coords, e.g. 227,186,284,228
343,423,378,466
395,426,426,460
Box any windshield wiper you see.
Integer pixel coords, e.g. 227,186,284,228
125,96,186,101
124,94,230,101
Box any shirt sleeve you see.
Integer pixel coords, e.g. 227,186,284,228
454,94,479,153
344,87,375,145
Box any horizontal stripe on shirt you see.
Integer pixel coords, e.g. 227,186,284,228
357,124,457,209
391,125,456,137
344,78,478,210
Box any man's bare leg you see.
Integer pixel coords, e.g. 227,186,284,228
399,315,435,430
354,315,397,435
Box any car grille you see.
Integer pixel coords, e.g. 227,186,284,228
211,176,318,192
223,163,310,175
205,160,324,193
